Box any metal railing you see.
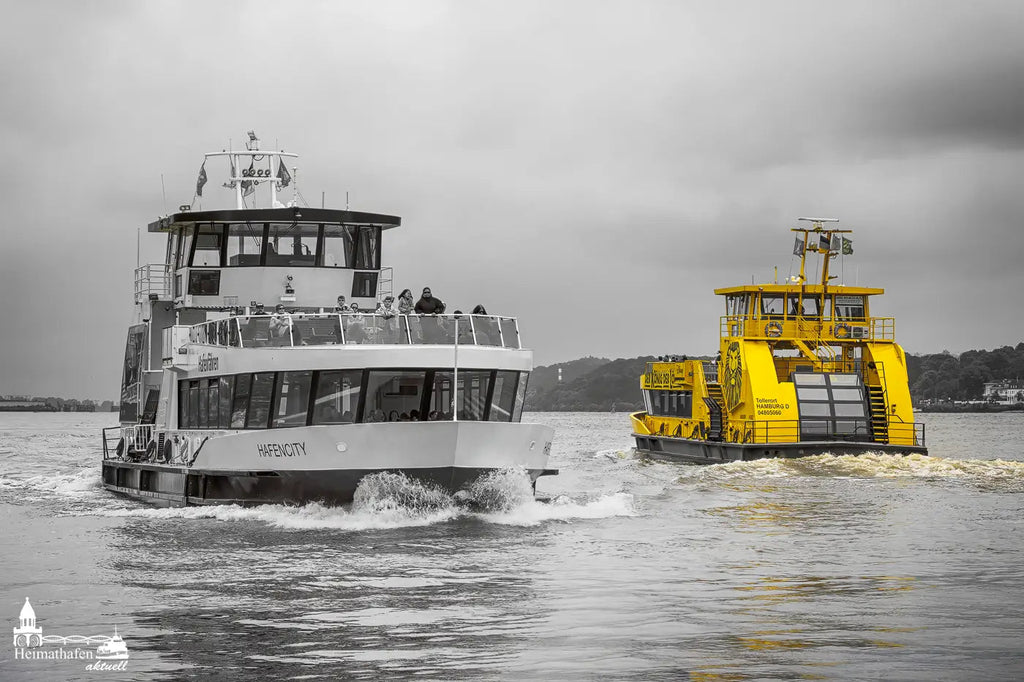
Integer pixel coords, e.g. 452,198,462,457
720,315,895,341
134,264,172,303
181,313,523,349
735,418,925,447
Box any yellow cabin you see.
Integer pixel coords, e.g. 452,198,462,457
630,218,926,463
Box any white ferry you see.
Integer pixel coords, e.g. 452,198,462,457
102,133,556,506
95,627,130,660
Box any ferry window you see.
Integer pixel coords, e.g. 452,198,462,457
226,222,267,266
231,374,252,428
352,272,378,299
834,295,865,320
267,223,318,267
205,378,219,428
322,225,356,268
512,372,529,422
312,370,361,424
354,226,381,269
643,390,653,414
178,381,192,429
432,370,491,421
760,295,785,317
177,228,194,271
364,370,426,422
188,270,221,296
192,224,224,267
247,372,276,428
218,376,234,429
787,295,820,318
273,371,312,428
488,371,518,422
189,380,201,428
726,295,748,316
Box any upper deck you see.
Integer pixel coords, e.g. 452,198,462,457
140,133,404,310
715,218,894,342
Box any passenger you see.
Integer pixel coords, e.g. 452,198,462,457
388,409,400,422
376,295,397,318
397,289,415,315
341,410,354,423
252,302,269,315
415,287,445,315
472,304,487,315
400,412,411,422
269,304,292,344
428,410,440,421
410,409,421,421
334,295,347,313
376,295,399,343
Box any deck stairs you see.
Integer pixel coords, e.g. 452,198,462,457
867,364,889,443
704,383,725,441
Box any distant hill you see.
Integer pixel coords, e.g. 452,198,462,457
525,342,1024,412
527,356,669,412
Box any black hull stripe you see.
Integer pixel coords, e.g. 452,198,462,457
102,464,546,507
633,434,927,464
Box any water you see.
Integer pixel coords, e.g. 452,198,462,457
1,411,1024,680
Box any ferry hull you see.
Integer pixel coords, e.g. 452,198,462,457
102,421,555,507
633,433,927,465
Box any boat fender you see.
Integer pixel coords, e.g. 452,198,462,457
834,322,851,339
115,438,125,459
765,321,783,338
145,440,157,462
161,440,174,463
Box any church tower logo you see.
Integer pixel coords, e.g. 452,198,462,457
12,598,42,647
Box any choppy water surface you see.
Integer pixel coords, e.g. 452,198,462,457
1,411,1023,680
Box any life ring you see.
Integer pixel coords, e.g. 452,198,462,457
765,321,784,338
115,437,125,459
145,440,158,461
834,322,851,339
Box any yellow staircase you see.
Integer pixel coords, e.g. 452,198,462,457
704,383,725,441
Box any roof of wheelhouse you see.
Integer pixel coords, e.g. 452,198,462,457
148,206,402,233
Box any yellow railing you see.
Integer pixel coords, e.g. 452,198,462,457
720,316,895,341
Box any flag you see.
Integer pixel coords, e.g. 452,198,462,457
793,237,804,256
277,158,291,188
831,234,841,252
819,234,831,252
195,162,207,197
842,237,854,255
241,160,255,197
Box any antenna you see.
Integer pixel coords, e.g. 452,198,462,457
160,174,167,214
346,191,350,210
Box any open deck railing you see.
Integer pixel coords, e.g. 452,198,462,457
180,313,522,349
135,264,172,303
720,315,895,341
735,419,925,447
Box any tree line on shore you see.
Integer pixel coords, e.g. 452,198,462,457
527,343,1024,412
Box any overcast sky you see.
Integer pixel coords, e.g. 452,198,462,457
2,1,1023,399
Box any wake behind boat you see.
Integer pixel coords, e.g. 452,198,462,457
631,217,926,464
102,132,555,506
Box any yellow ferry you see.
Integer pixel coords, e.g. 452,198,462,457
631,217,926,463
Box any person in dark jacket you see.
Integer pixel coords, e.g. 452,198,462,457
414,287,445,314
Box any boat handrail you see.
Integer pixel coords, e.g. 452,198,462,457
178,313,523,350
734,418,925,447
134,263,172,303
720,315,895,341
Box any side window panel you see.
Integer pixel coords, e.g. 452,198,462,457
272,371,313,428
247,372,275,428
